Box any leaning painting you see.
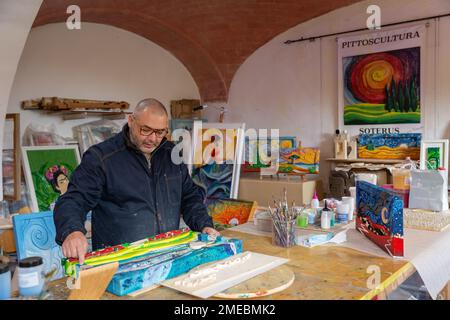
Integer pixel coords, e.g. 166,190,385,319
278,147,320,174
22,146,81,212
355,180,404,257
207,199,257,230
191,122,245,200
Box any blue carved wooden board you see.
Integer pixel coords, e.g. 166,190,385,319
13,211,64,280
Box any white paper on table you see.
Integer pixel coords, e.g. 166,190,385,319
331,221,450,299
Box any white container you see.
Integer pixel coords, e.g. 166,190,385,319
336,203,350,223
341,197,355,221
349,187,356,199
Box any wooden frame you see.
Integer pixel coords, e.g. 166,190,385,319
420,139,449,171
2,113,21,200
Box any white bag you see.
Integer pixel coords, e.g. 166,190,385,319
409,169,449,211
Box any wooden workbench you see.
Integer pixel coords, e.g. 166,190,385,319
47,229,417,300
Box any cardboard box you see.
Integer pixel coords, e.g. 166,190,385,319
238,175,323,206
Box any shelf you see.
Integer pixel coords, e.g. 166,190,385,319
326,158,405,164
43,109,132,120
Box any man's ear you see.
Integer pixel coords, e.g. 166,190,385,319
127,114,133,127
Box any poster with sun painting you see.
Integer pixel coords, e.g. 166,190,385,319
338,25,426,132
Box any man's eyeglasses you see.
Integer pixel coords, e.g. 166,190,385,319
139,126,168,138
132,116,168,138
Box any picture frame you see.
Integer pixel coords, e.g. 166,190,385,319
21,145,81,212
191,121,245,199
2,113,21,200
420,139,449,171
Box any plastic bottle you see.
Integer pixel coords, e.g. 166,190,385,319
0,263,11,300
311,191,319,209
321,200,331,229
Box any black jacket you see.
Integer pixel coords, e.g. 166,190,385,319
54,124,213,250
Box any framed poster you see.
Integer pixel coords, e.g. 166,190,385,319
22,145,81,212
2,113,21,200
338,24,426,136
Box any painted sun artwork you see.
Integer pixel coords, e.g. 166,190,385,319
343,47,420,125
206,199,257,230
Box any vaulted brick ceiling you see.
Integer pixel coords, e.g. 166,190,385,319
33,0,361,102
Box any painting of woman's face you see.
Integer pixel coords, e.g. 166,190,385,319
55,173,69,195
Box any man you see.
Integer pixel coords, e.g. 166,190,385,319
54,98,218,263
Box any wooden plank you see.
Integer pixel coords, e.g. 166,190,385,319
0,229,16,253
67,262,118,300
42,97,129,110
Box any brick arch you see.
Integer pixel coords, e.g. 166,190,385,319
33,0,362,102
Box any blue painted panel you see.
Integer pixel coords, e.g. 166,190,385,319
107,239,242,296
12,211,64,280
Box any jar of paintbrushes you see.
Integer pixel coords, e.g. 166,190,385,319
269,189,298,248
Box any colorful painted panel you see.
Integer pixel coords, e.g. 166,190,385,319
343,47,421,125
358,133,421,159
278,147,320,175
13,211,64,281
206,199,257,230
355,181,404,257
192,163,233,200
425,147,441,170
22,146,81,212
279,136,297,149
191,123,245,199
242,137,274,172
62,228,242,296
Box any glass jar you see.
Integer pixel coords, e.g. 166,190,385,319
272,217,296,248
18,256,44,297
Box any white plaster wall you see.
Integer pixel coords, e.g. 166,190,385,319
8,22,200,138
225,0,450,191
0,0,43,200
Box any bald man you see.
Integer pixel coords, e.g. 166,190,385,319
54,98,218,263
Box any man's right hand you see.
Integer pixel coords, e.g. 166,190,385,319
62,231,88,264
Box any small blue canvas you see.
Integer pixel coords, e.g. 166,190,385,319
13,211,65,280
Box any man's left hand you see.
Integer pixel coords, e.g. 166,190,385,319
202,227,220,237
